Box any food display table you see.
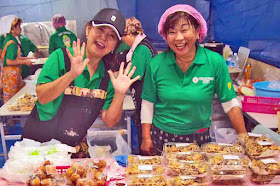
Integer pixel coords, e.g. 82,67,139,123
0,85,135,160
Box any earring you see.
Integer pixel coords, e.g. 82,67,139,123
197,36,200,40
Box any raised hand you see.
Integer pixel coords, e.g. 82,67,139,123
66,39,89,78
108,62,140,94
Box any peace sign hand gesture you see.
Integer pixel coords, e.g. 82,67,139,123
66,39,90,78
108,62,140,94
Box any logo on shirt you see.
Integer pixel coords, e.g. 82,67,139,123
63,35,71,47
192,77,214,84
228,82,232,90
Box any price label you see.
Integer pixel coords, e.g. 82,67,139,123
177,152,191,155
223,155,240,160
261,158,278,164
179,175,196,180
139,156,153,160
137,174,153,178
175,143,190,147
218,143,233,146
248,133,262,137
138,165,153,171
179,160,194,163
257,141,273,146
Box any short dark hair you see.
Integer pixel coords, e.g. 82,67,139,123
163,11,199,35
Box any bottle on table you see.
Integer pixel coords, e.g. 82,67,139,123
223,44,232,60
244,62,251,80
226,52,234,67
233,53,240,68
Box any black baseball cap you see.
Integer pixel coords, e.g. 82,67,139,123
92,8,125,40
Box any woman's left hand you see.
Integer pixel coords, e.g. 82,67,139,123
108,62,140,94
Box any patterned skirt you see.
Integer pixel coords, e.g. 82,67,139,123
2,66,24,103
151,124,211,155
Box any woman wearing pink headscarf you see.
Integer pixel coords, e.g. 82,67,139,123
140,4,247,155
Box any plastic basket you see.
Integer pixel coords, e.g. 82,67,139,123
241,96,280,114
56,166,70,174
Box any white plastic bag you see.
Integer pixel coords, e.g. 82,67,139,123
215,128,237,144
0,138,76,183
87,130,131,158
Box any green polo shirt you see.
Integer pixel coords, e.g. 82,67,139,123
2,33,19,67
142,44,236,135
19,34,36,78
116,41,130,53
0,34,5,50
48,26,77,54
36,48,114,121
131,45,152,80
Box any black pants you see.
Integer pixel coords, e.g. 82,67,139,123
151,125,211,155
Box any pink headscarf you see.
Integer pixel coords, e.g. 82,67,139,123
158,4,207,42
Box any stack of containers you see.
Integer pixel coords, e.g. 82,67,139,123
239,133,280,184
201,142,251,185
127,155,168,185
163,142,210,186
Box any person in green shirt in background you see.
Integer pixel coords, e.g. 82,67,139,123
122,17,157,155
1,15,33,103
19,34,43,79
140,4,247,155
48,14,77,54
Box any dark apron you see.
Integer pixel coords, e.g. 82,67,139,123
21,48,109,147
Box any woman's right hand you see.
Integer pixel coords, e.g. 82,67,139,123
141,137,154,156
66,39,90,78
16,57,33,66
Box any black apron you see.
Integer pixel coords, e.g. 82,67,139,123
22,48,110,147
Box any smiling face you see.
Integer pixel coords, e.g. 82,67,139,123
164,12,200,59
86,24,119,58
166,18,199,58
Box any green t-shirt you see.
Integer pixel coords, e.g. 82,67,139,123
19,34,36,78
131,45,152,80
36,48,114,121
0,34,5,50
2,33,19,67
142,44,236,135
116,41,130,53
48,26,77,54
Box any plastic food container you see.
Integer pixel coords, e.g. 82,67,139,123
244,139,280,158
201,142,244,154
250,158,280,175
128,155,162,165
169,175,210,186
164,152,206,165
250,158,280,184
166,160,209,176
251,174,280,184
238,133,271,146
211,169,251,185
129,174,168,186
163,143,200,153
207,154,250,171
126,164,165,175
254,81,280,98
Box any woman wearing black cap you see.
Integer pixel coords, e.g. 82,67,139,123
22,8,140,148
